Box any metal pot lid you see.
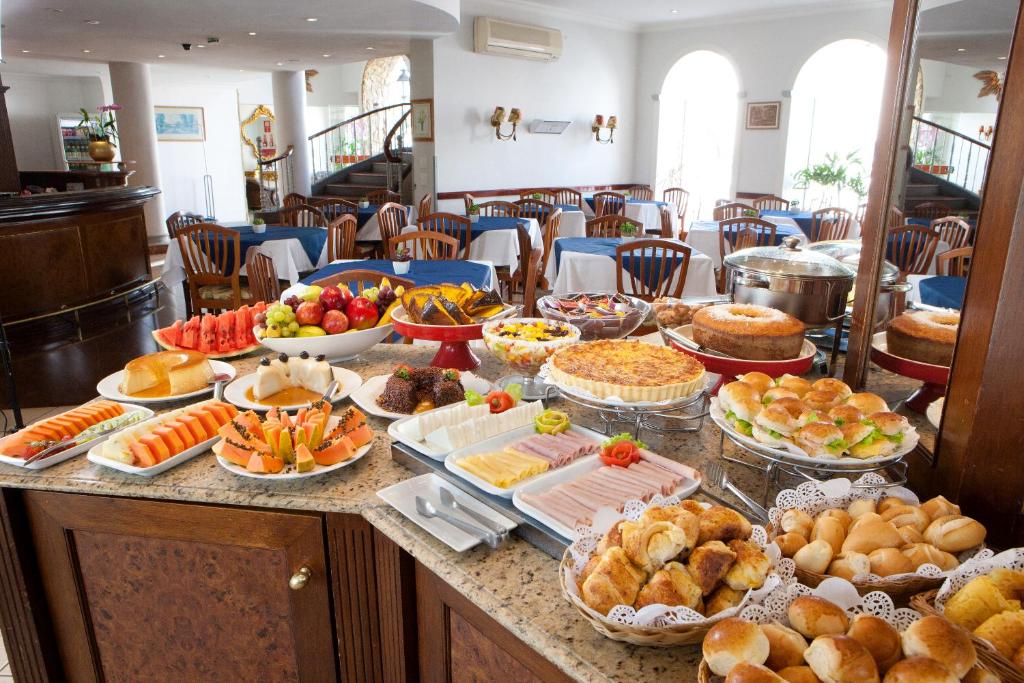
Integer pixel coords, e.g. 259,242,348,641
725,236,856,280
807,240,899,283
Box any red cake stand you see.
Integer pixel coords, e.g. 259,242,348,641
390,306,516,371
869,331,950,413
660,324,817,395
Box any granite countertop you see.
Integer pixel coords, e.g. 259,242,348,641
0,342,936,682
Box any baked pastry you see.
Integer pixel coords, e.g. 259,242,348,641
881,657,957,683
813,378,853,400
620,520,688,573
867,548,914,577
596,520,626,555
634,561,702,610
900,543,958,571
724,539,771,590
828,404,863,427
788,595,849,638
688,540,738,595
775,666,821,683
901,615,977,678
811,517,846,555
803,634,879,683
762,621,808,670
886,310,959,366
845,392,888,415
803,390,843,412
973,610,1024,658
963,665,1001,683
706,585,744,617
699,506,753,545
827,552,870,581
944,575,1019,631
725,662,786,682
841,521,903,555
920,495,961,521
987,568,1024,600
876,496,911,514
774,532,808,558
896,526,925,546
849,512,883,530
121,350,214,397
1015,643,1024,670
753,404,798,447
818,508,852,528
794,422,846,458
776,374,812,397
692,304,805,360
720,382,764,437
703,617,771,676
762,387,799,405
580,547,646,615
923,515,986,553
547,340,706,402
843,421,897,460
847,499,877,519
793,540,833,574
846,614,902,673
641,505,700,556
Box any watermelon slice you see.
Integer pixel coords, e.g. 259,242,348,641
155,320,183,348
180,316,200,349
216,312,236,354
234,306,251,349
199,314,218,354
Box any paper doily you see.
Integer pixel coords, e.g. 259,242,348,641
934,547,1016,610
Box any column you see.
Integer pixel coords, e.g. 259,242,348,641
272,71,312,196
408,40,436,208
108,62,166,237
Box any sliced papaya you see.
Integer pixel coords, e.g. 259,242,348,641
216,440,252,467
313,435,356,466
129,442,158,468
345,423,373,449
138,434,171,463
188,409,219,437
177,414,209,442
295,444,315,473
245,453,284,474
164,420,196,450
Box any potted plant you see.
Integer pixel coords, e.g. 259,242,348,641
78,104,120,162
913,148,952,175
531,192,543,201
793,151,867,209
252,216,266,234
468,204,481,223
743,208,759,218
359,197,370,209
619,221,639,240
392,246,413,274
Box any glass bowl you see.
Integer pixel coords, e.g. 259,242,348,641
536,293,651,340
482,318,581,399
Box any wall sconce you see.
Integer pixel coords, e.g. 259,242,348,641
491,107,521,141
979,124,994,141
592,114,617,144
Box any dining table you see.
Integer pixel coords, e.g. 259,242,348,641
353,204,419,241
758,209,862,239
555,203,588,238
584,197,681,238
295,258,497,291
401,216,541,274
685,220,808,269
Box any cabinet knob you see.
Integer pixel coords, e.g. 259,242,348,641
289,566,312,590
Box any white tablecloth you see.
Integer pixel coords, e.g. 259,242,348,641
626,201,681,238
547,239,718,297
355,204,418,242
559,209,587,238
686,219,810,269
161,237,329,287
399,217,542,275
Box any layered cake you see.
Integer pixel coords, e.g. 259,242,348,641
253,352,334,400
691,304,805,360
886,310,959,366
121,350,214,397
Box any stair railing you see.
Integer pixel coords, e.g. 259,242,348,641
308,103,412,187
256,145,294,209
910,116,991,196
383,108,412,194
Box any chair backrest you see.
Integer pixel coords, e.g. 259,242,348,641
417,193,433,218
244,246,281,303
908,201,951,221
166,211,203,237
713,202,756,221
659,205,675,238
367,188,400,205
630,186,654,200
551,187,582,209
936,246,973,277
931,216,972,250
310,197,357,223
513,224,532,285
518,188,558,203
389,230,459,260
463,193,475,215
477,200,518,217
175,223,242,311
810,207,853,242
538,209,562,283
752,195,790,211
376,202,410,259
888,206,905,229
311,269,414,295
888,224,940,276
586,214,639,238
663,187,689,222
521,246,543,317
282,192,308,208
856,203,868,224
417,212,471,259
718,218,778,279
277,203,328,228
327,214,357,261
593,191,626,217
615,239,692,301
514,197,553,223
714,199,731,208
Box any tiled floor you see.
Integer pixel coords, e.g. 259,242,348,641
0,632,13,681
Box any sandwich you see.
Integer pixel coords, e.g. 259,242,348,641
718,381,761,436
845,392,888,415
828,404,863,427
841,421,896,459
762,387,798,406
794,422,847,457
752,403,798,447
865,411,911,447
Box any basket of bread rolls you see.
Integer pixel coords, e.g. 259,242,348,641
768,474,987,602
911,548,1024,682
560,496,793,646
697,576,998,682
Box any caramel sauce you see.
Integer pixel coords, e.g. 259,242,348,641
123,380,172,398
413,399,435,414
245,386,321,407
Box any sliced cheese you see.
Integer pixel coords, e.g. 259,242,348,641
457,449,550,488
397,402,489,442
426,401,544,452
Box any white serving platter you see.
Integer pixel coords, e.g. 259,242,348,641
377,473,517,552
443,424,606,499
512,455,703,540
388,400,544,461
926,397,944,429
350,371,493,421
0,402,154,470
87,434,216,477
223,366,362,412
96,360,236,404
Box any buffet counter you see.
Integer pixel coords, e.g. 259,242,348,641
0,346,932,682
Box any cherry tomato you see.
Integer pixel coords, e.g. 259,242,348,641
486,390,515,414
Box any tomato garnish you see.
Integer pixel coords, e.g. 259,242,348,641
600,440,641,467
485,390,515,414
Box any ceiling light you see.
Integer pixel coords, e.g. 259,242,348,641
366,46,375,50
998,56,1007,60
158,54,166,58
20,49,30,53
196,44,205,48
305,17,318,22
84,19,100,25
276,62,283,66
957,47,966,52
248,31,256,36
82,49,91,53
322,53,331,58
670,8,679,13
239,69,245,72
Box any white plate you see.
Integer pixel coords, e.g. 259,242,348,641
443,424,606,499
351,371,493,421
87,434,216,476
512,455,703,540
223,366,363,411
0,402,155,470
388,400,544,461
926,397,944,429
709,397,918,467
96,360,237,404
376,473,518,552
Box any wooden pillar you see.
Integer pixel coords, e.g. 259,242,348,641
0,77,22,192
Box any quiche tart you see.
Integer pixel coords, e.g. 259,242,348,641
547,340,706,402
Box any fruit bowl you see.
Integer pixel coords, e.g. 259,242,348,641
536,293,650,341
482,318,581,399
255,324,393,361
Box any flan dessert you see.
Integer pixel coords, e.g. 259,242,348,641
121,350,214,397
547,340,706,402
251,352,334,405
886,310,959,366
691,303,805,360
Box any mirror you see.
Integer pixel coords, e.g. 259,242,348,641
240,104,278,173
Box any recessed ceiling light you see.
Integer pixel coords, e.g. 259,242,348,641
957,47,967,52
670,8,679,13
158,54,166,58
305,17,318,22
248,31,256,36
196,44,205,48
82,49,91,53
998,56,1007,60
239,69,245,72
322,53,331,58
276,62,283,66
366,46,375,50
20,49,30,53
84,19,100,25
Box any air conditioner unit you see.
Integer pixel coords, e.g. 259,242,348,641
474,17,563,62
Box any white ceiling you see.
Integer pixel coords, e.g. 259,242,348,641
918,0,1017,70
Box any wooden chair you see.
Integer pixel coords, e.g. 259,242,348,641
888,206,905,229
514,198,553,224
538,209,562,290
810,207,854,242
417,193,432,218
389,231,459,261
282,192,308,208
376,203,409,259
659,205,675,238
752,195,791,211
663,187,689,224
718,218,778,292
326,214,357,261
496,225,533,303
856,203,868,224
888,224,940,277
551,188,583,209
593,191,626,217
521,247,543,317
176,223,253,313
586,214,639,238
714,199,732,208
277,203,328,228
367,189,400,205
908,201,950,221
244,247,281,303
166,211,203,237
518,188,558,204
630,186,654,200
713,202,756,221
615,239,692,301
310,197,357,223
417,212,471,259
932,216,973,250
936,246,973,277
463,193,475,215
477,200,518,217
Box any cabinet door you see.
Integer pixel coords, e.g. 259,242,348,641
23,491,335,682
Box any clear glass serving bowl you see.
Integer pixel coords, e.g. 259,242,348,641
536,293,651,341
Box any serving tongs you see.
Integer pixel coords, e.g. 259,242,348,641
414,496,503,549
659,325,738,360
703,460,770,524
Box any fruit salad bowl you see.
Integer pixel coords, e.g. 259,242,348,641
482,318,581,400
536,293,650,341
255,324,393,362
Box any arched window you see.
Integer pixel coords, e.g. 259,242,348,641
655,51,740,220
783,39,886,210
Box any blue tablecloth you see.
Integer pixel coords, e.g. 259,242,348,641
299,259,493,290
556,203,582,213
357,205,379,228
554,237,685,289
759,210,814,236
919,276,966,310
690,220,804,246
453,216,531,250
225,225,326,274
885,231,936,266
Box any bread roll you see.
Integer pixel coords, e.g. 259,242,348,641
803,390,842,413
827,552,870,581
580,547,647,615
848,512,883,531
881,656,957,683
880,505,930,534
774,532,808,558
761,621,808,671
776,666,821,683
781,509,815,538
738,371,774,395
973,610,1024,659
803,634,879,683
846,614,902,673
943,575,1017,631
703,617,771,676
817,508,852,529
876,496,912,515
963,665,1001,683
725,662,786,683
846,499,877,519
778,374,813,397
901,615,977,678
900,543,958,572
811,517,846,556
793,540,833,574
787,596,849,638
1015,643,1024,670
688,540,738,595
621,520,689,573
896,525,925,546
706,585,744,617
919,495,960,521
923,515,986,553
867,548,914,577
841,521,903,555
845,392,888,415
725,539,771,591
700,506,755,545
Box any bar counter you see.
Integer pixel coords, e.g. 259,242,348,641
0,345,933,681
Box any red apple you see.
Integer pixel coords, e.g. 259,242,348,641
321,309,349,335
338,285,354,311
319,285,345,312
295,301,324,326
345,296,379,330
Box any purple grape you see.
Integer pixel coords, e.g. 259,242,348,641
283,295,301,310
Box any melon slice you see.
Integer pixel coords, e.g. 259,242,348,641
187,409,219,437
199,314,218,354
216,312,236,354
164,420,197,450
313,435,356,466
138,434,171,463
130,442,158,468
152,427,185,458
180,316,201,350
177,414,209,442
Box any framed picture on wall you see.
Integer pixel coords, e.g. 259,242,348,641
154,106,206,141
410,98,434,142
746,101,781,130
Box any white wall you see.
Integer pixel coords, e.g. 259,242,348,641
634,5,892,196
307,62,365,108
921,59,999,115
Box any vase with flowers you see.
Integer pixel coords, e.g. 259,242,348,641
79,104,121,162
619,221,639,241
468,204,481,223
392,246,413,274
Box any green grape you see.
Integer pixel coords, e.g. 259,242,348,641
281,328,294,338
288,321,299,332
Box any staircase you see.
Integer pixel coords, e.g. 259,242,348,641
904,167,980,219
315,152,412,200
905,115,988,218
